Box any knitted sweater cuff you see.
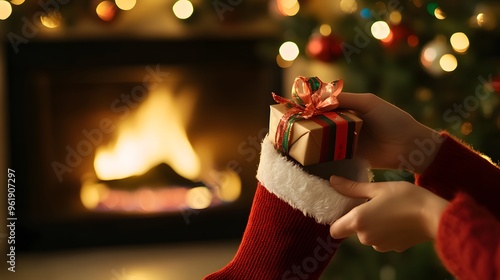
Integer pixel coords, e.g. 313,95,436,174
415,131,498,200
436,192,500,280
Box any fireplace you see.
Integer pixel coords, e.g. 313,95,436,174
6,38,281,251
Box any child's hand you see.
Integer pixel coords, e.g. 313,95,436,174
338,93,442,173
329,175,449,252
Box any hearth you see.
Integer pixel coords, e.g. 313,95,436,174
6,38,280,250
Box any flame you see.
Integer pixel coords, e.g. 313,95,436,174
94,87,200,181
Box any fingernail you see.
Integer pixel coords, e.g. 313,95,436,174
330,175,338,184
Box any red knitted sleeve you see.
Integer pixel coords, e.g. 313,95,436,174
436,192,500,280
415,131,500,219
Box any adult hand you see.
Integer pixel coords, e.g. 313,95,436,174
338,93,442,173
329,175,449,252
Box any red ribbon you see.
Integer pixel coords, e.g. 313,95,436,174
272,76,343,154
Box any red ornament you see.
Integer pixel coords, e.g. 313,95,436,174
381,24,411,46
492,75,500,93
306,33,343,62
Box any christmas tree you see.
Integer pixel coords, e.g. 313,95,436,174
272,0,499,278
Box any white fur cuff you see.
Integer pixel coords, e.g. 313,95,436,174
256,136,370,225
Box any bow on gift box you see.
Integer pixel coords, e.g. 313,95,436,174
272,76,343,154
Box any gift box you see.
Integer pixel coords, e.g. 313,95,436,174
269,76,363,166
269,104,362,165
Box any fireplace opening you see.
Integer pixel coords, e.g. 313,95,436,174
7,38,281,251
80,75,242,214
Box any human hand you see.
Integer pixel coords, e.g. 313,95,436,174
338,93,442,173
329,175,449,252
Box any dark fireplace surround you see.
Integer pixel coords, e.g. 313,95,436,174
7,37,281,251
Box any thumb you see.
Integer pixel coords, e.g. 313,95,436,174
329,175,378,199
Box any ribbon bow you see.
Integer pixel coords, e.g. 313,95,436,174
272,76,343,154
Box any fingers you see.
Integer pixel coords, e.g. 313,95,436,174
337,92,380,114
329,176,377,239
330,210,358,239
329,175,379,199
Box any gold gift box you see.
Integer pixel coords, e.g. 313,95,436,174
269,104,363,166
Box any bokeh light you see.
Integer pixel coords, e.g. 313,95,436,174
115,0,136,11
415,87,433,102
96,1,117,22
423,47,437,62
434,7,446,20
407,35,419,47
186,186,212,209
360,8,371,19
276,54,294,68
389,11,402,25
173,0,194,20
319,24,332,36
381,31,393,44
450,32,470,53
340,0,357,14
277,0,300,16
461,122,473,135
279,41,300,61
40,12,63,28
475,12,497,30
10,0,24,5
439,54,457,72
426,2,438,16
0,1,13,20
371,21,391,40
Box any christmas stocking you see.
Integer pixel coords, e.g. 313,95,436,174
204,136,370,280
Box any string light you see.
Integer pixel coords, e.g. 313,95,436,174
10,0,24,5
389,11,402,25
434,7,446,20
340,0,357,14
319,24,332,36
0,1,12,20
371,21,391,40
460,122,473,135
426,2,438,16
450,32,470,53
115,0,136,11
475,12,496,30
279,41,300,61
439,54,457,72
276,54,294,68
172,0,194,20
40,11,63,28
96,1,117,22
381,31,394,44
407,35,419,47
360,8,371,19
277,0,300,16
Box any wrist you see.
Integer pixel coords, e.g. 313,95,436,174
405,124,443,174
420,192,449,240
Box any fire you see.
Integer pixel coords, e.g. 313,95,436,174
82,83,242,213
94,87,200,181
